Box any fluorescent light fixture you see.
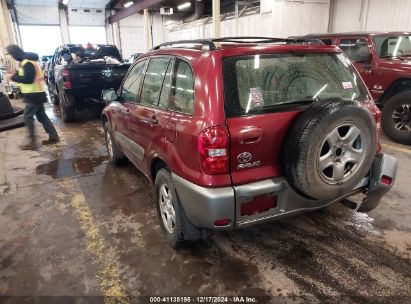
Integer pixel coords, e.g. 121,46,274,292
123,1,133,8
62,0,70,5
178,2,191,10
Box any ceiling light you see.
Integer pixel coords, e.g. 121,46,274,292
123,1,133,8
62,0,70,5
178,2,191,10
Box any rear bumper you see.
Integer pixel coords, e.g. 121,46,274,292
172,153,397,230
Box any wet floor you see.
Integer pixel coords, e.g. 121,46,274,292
0,101,410,303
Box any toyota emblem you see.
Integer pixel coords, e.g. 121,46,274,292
237,152,252,163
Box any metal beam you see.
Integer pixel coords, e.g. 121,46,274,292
212,0,220,39
109,0,164,24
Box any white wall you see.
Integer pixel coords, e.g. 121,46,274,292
330,0,411,32
164,0,330,41
115,12,164,58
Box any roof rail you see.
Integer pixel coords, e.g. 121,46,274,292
152,37,324,51
152,39,217,51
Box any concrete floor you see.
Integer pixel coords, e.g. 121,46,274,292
0,101,410,303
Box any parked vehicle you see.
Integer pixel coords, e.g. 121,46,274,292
102,37,397,247
301,32,411,145
48,44,130,122
125,53,142,63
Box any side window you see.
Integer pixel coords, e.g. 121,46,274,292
121,60,147,102
140,57,171,107
172,59,194,114
321,39,333,45
158,60,174,109
339,38,369,62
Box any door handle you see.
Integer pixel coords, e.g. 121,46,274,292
239,127,262,144
141,116,158,125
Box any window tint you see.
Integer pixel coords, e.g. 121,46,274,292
321,39,333,45
173,60,194,114
339,38,369,62
140,57,171,107
121,60,147,102
222,53,368,117
159,60,174,109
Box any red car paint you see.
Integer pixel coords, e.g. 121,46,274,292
102,43,381,189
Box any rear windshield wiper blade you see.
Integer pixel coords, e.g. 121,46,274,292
277,97,319,106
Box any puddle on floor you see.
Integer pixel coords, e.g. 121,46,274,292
36,156,107,179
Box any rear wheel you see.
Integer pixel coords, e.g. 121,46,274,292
59,93,76,122
381,92,411,145
155,169,201,248
283,99,377,201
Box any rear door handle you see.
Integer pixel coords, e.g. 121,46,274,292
239,127,262,144
142,116,158,125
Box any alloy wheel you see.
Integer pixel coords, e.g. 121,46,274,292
318,123,366,184
159,184,176,234
392,103,411,132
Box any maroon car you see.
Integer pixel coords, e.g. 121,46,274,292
101,37,397,247
303,32,411,145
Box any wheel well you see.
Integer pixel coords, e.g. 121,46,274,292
151,158,168,182
379,78,411,105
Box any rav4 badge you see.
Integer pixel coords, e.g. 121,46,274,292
237,152,261,169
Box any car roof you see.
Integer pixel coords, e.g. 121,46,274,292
141,39,342,63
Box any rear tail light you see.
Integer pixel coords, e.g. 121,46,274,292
62,69,72,89
198,126,229,175
381,175,393,186
214,219,231,226
241,195,277,216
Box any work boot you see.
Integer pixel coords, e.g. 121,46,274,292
42,137,60,145
19,140,37,150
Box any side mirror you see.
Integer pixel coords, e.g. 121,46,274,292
355,52,370,63
102,89,118,102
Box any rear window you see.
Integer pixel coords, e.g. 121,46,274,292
222,53,368,117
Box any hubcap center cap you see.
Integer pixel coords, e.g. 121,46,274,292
333,145,346,159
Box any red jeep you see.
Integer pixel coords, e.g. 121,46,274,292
304,32,411,145
101,37,397,247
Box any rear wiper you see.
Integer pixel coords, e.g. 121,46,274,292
278,96,319,106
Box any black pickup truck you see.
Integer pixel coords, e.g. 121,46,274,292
48,44,130,122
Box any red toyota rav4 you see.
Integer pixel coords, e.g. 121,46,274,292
101,37,397,247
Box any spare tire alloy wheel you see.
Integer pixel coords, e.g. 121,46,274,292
283,99,377,201
318,123,366,184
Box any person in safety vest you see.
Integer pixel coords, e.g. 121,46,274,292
5,44,59,150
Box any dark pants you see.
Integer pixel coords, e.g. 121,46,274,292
23,103,58,142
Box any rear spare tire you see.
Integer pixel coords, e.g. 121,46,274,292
282,99,377,201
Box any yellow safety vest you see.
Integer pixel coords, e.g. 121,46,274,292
18,59,46,94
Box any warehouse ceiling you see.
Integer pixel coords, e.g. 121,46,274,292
14,0,109,8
